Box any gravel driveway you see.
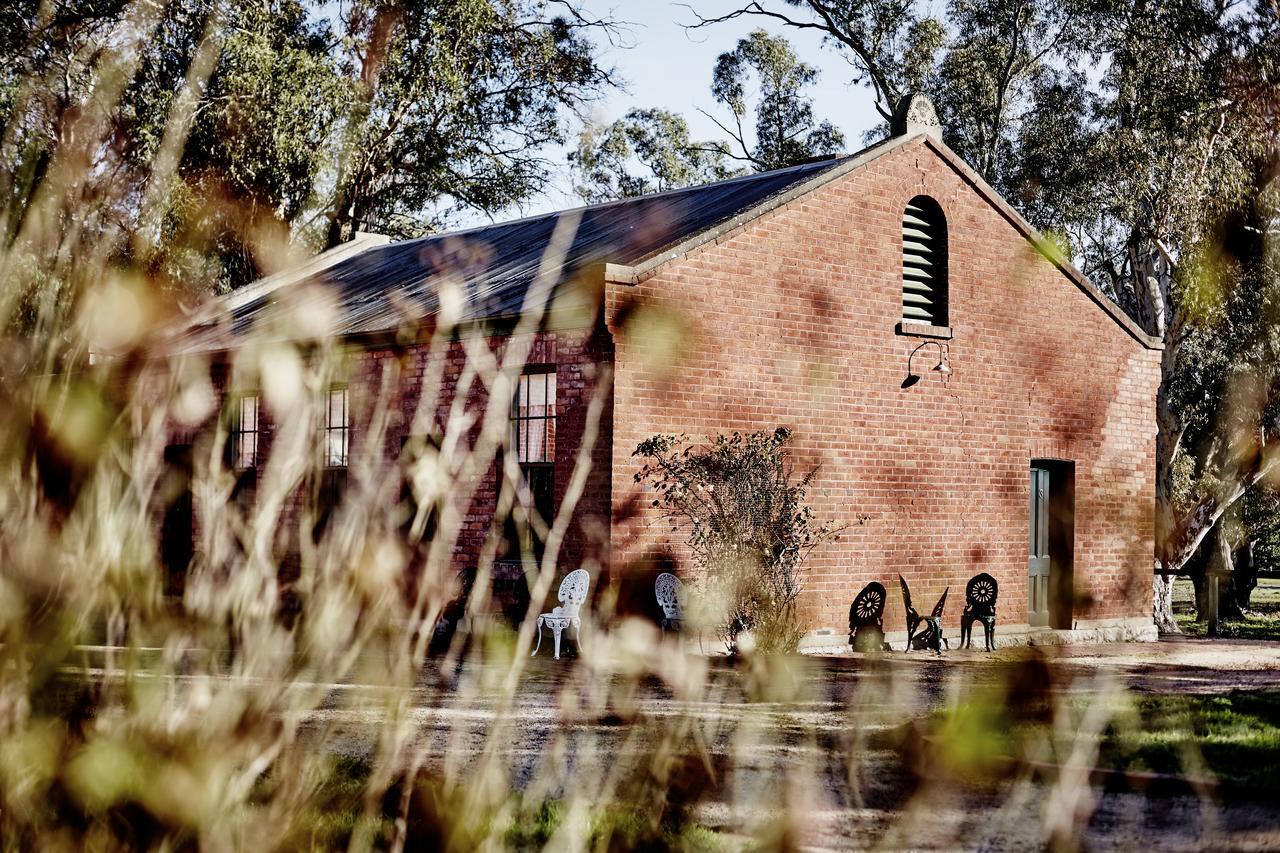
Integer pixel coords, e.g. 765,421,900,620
290,636,1280,848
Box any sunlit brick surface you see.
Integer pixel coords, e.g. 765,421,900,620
605,137,1160,636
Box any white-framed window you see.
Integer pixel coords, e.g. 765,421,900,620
511,369,556,464
504,369,556,562
325,386,349,468
231,393,259,469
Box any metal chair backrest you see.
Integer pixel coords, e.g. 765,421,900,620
851,581,887,628
965,572,998,617
655,572,683,620
558,569,590,617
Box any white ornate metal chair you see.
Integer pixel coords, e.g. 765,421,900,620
531,568,589,659
655,572,684,634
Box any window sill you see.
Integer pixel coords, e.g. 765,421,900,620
895,321,953,340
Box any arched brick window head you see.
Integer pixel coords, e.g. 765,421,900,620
902,195,948,327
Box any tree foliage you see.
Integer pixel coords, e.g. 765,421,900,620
141,0,345,294
633,427,841,654
688,0,942,123
0,0,616,300
706,29,845,171
569,108,734,203
571,29,843,201
323,0,616,247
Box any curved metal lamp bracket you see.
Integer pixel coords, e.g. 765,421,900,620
902,340,952,388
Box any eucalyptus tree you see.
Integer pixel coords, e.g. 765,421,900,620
0,0,346,298
687,0,1095,187
131,0,345,294
1,0,619,300
322,0,617,247
1048,1,1280,625
570,108,735,203
688,0,937,123
705,28,845,170
928,0,1096,190
570,29,842,202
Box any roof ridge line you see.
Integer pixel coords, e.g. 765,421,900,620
618,133,907,279
916,137,1162,350
393,155,853,247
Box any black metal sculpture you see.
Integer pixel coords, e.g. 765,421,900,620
960,572,999,651
849,581,888,652
899,574,949,654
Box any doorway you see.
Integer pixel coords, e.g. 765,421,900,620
1029,461,1075,629
161,444,194,597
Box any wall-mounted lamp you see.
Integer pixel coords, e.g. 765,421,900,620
901,340,952,388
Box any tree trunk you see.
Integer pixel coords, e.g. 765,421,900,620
324,183,355,250
1153,572,1180,633
1189,571,1207,619
1223,538,1257,616
1189,523,1244,621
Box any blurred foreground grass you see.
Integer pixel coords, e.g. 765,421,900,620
296,686,1280,849
287,758,729,851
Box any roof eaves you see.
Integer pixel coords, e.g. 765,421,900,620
155,232,395,356
601,262,638,285
221,231,392,311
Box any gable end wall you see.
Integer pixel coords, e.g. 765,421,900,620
605,137,1161,637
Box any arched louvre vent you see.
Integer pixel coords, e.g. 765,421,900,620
902,196,948,326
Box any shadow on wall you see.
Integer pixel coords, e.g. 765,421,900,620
616,549,681,626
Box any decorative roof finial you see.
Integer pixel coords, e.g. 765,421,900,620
891,92,942,140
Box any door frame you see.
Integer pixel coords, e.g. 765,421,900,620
1030,459,1076,630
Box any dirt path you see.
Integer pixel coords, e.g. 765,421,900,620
301,637,1280,849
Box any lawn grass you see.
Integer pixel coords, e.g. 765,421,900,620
1100,691,1280,794
1173,576,1280,640
923,687,1280,797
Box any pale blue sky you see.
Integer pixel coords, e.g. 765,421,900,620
507,0,887,218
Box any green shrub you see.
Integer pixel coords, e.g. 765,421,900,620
634,428,841,654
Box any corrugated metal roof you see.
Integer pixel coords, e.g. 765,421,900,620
176,156,849,351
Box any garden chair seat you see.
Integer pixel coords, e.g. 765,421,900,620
899,574,949,655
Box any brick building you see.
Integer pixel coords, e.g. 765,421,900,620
172,95,1161,647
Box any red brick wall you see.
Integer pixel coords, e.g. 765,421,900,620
605,137,1160,636
189,323,614,610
